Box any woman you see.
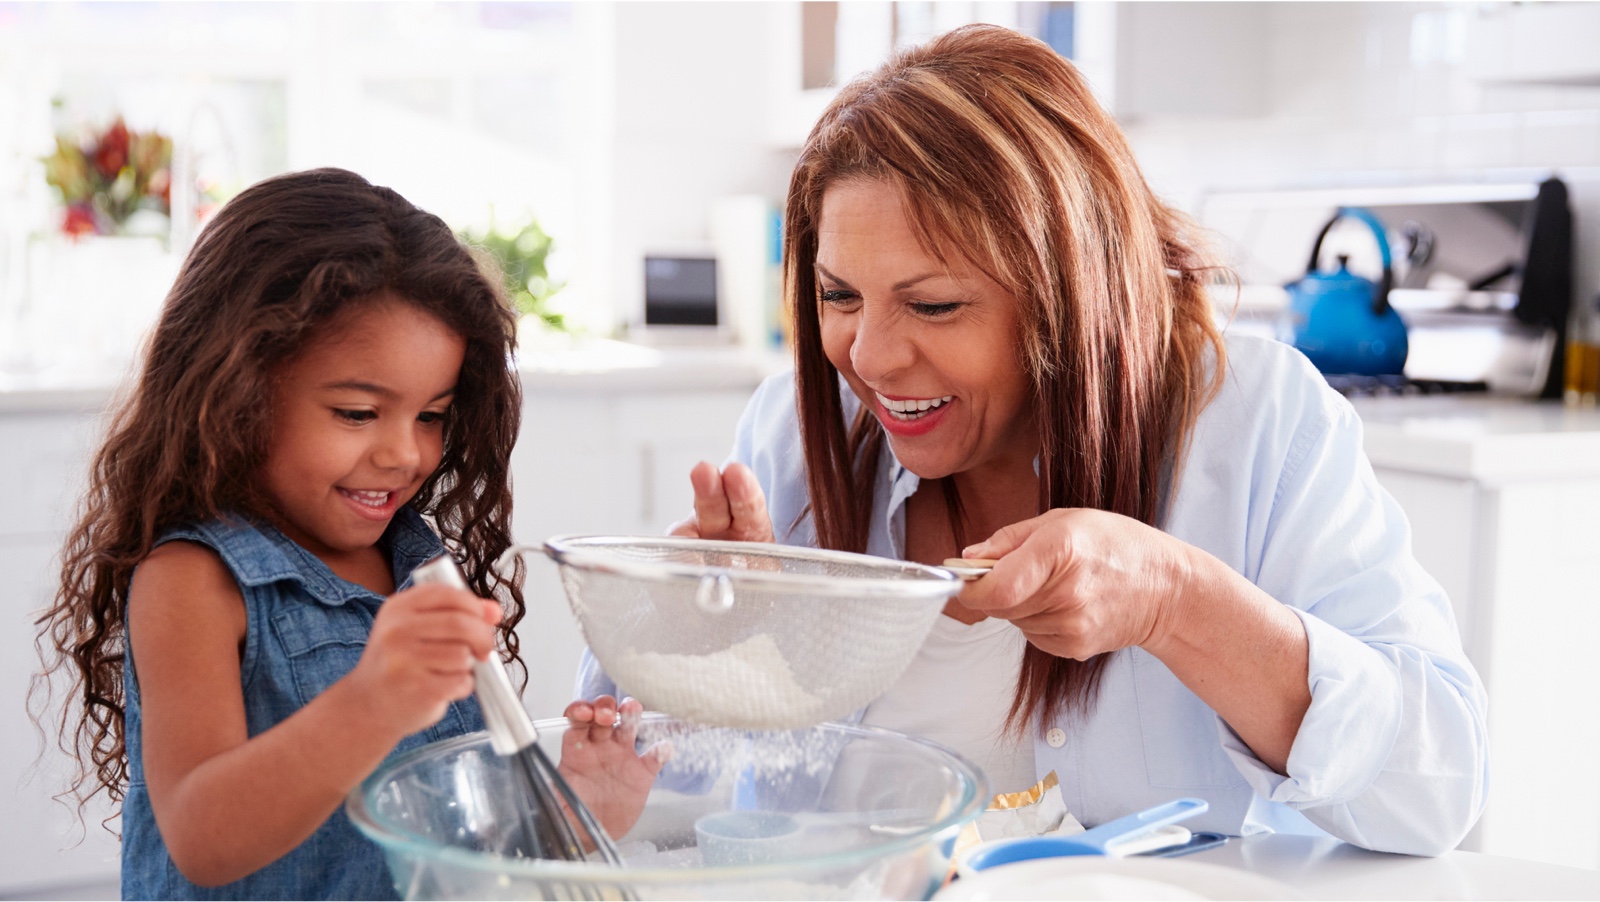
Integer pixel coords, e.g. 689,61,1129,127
583,25,1486,855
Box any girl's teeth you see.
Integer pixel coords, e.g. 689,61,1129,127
345,490,390,507
874,392,954,420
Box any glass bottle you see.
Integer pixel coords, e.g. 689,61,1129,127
1565,292,1600,407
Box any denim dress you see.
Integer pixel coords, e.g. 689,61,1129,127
121,508,486,900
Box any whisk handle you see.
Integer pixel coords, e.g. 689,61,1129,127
411,555,539,756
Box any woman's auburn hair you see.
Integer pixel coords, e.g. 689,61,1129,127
785,25,1228,734
34,167,526,819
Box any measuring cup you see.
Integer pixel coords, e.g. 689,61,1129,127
957,798,1209,876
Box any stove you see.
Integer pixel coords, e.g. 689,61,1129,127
1199,178,1573,399
1321,374,1490,398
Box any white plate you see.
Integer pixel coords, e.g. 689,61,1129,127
933,856,1304,901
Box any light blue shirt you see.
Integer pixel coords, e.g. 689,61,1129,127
581,333,1488,856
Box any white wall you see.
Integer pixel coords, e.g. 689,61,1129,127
589,2,1600,333
1118,2,1600,305
600,2,799,332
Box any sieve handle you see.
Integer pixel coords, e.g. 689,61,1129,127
941,557,998,581
411,555,538,756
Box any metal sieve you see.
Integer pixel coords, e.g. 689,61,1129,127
534,536,968,731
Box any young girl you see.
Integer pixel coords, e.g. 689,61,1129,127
36,168,664,899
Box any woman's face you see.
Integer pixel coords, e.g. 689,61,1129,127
817,178,1036,481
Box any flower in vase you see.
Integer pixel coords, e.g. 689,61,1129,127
62,204,98,238
42,116,174,238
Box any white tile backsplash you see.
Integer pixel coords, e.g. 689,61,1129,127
1409,68,1457,118
1439,113,1521,171
1518,110,1600,168
1126,2,1600,200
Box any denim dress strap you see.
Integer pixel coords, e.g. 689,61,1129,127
121,508,485,900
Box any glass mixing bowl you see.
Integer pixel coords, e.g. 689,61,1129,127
347,714,986,900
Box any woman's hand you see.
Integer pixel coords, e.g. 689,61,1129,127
956,508,1189,660
346,584,502,738
668,461,774,543
960,509,1311,773
559,695,673,840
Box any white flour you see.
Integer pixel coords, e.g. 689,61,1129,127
615,633,826,730
630,717,853,783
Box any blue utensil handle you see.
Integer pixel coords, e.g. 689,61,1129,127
959,797,1210,873
1073,798,1209,854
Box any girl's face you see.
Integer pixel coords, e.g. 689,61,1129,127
817,178,1036,481
261,296,465,565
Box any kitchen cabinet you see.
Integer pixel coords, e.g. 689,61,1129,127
763,1,1272,147
0,350,768,897
765,1,1038,148
0,407,120,899
1086,1,1270,122
509,381,759,721
1465,3,1600,87
1355,395,1600,871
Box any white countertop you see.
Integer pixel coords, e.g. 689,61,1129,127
939,834,1600,901
1349,394,1600,482
1189,833,1600,900
6,342,1599,487
0,338,787,413
511,336,785,396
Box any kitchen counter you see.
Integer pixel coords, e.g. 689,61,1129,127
939,833,1600,901
511,336,787,395
1189,833,1600,900
1345,394,1600,871
1349,394,1600,482
0,338,788,413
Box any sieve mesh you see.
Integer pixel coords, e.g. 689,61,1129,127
542,537,964,731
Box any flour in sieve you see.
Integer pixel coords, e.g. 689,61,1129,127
616,633,826,730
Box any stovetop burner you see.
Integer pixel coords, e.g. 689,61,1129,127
1322,374,1491,398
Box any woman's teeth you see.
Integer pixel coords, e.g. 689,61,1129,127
342,489,392,508
875,392,953,421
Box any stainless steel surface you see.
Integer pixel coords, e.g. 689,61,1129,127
939,558,997,581
409,556,624,873
1196,180,1567,397
410,557,539,755
537,536,965,730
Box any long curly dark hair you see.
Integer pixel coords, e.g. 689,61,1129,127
33,167,526,822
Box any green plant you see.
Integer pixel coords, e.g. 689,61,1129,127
460,218,567,331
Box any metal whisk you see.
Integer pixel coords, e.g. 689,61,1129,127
410,556,626,874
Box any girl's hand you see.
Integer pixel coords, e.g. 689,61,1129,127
956,509,1192,660
558,695,673,840
668,461,774,543
347,584,502,738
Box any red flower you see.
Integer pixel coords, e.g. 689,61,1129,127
93,118,130,181
148,167,171,205
62,204,99,238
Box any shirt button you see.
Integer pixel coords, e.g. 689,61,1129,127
1046,727,1066,748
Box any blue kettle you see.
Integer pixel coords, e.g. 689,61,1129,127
1285,207,1409,376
